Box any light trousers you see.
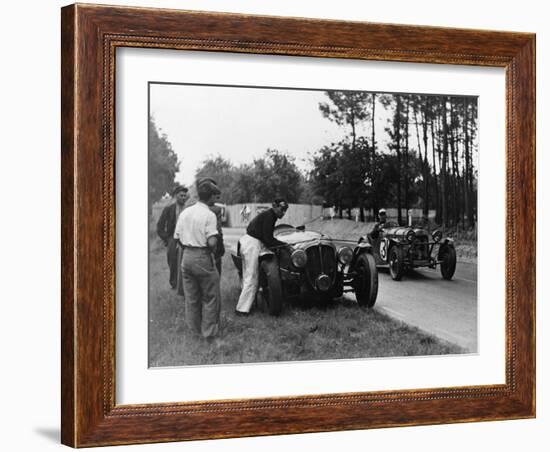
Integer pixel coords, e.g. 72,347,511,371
181,248,221,338
235,234,266,313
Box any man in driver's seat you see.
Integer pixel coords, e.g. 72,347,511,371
369,208,388,240
235,199,289,316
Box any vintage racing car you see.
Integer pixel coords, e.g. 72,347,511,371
365,224,457,281
231,224,378,315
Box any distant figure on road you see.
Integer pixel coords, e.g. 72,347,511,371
174,180,222,341
156,185,189,289
235,199,288,316
369,208,387,241
240,204,251,224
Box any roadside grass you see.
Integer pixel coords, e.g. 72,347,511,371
148,238,464,367
307,218,477,263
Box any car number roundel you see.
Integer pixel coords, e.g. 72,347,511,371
379,240,388,261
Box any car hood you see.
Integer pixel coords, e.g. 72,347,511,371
274,229,325,246
383,226,430,237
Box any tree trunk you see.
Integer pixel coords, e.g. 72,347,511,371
350,109,356,152
437,117,444,224
371,93,377,215
422,99,430,219
441,98,449,228
395,96,403,225
453,107,461,227
431,115,440,225
414,98,430,219
404,96,410,215
463,98,472,228
469,103,476,226
449,101,459,226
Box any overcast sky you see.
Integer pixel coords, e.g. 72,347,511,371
149,83,477,187
149,83,384,186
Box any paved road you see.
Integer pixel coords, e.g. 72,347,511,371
222,227,477,352
369,263,477,352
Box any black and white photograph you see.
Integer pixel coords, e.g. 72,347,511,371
3,0,544,450
148,82,479,367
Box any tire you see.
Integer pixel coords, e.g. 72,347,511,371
259,258,283,316
353,253,379,308
388,246,404,281
439,245,457,280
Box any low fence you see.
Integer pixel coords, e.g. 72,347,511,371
152,199,436,229
322,207,436,223
151,200,323,229
225,203,323,228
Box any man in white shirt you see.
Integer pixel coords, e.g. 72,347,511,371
174,180,222,340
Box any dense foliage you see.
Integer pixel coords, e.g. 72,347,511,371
148,116,180,213
311,91,478,227
195,149,306,204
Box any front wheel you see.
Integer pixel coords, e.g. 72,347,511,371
353,253,379,308
259,258,283,315
439,245,457,280
388,246,404,281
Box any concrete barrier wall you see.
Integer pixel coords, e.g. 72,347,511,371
152,198,435,229
383,208,436,220
322,207,436,222
226,203,323,228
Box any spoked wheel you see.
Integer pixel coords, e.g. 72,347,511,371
259,258,283,316
388,246,404,281
439,245,457,280
353,253,379,308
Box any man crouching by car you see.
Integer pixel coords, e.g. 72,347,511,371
235,199,289,316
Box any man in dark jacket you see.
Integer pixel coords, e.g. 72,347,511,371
156,185,189,288
235,199,288,315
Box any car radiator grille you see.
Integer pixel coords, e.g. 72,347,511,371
412,236,429,260
305,245,336,286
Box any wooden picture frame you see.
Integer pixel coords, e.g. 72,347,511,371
61,3,535,447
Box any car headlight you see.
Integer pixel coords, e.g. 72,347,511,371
406,229,416,242
291,249,307,268
432,229,443,242
337,247,353,265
